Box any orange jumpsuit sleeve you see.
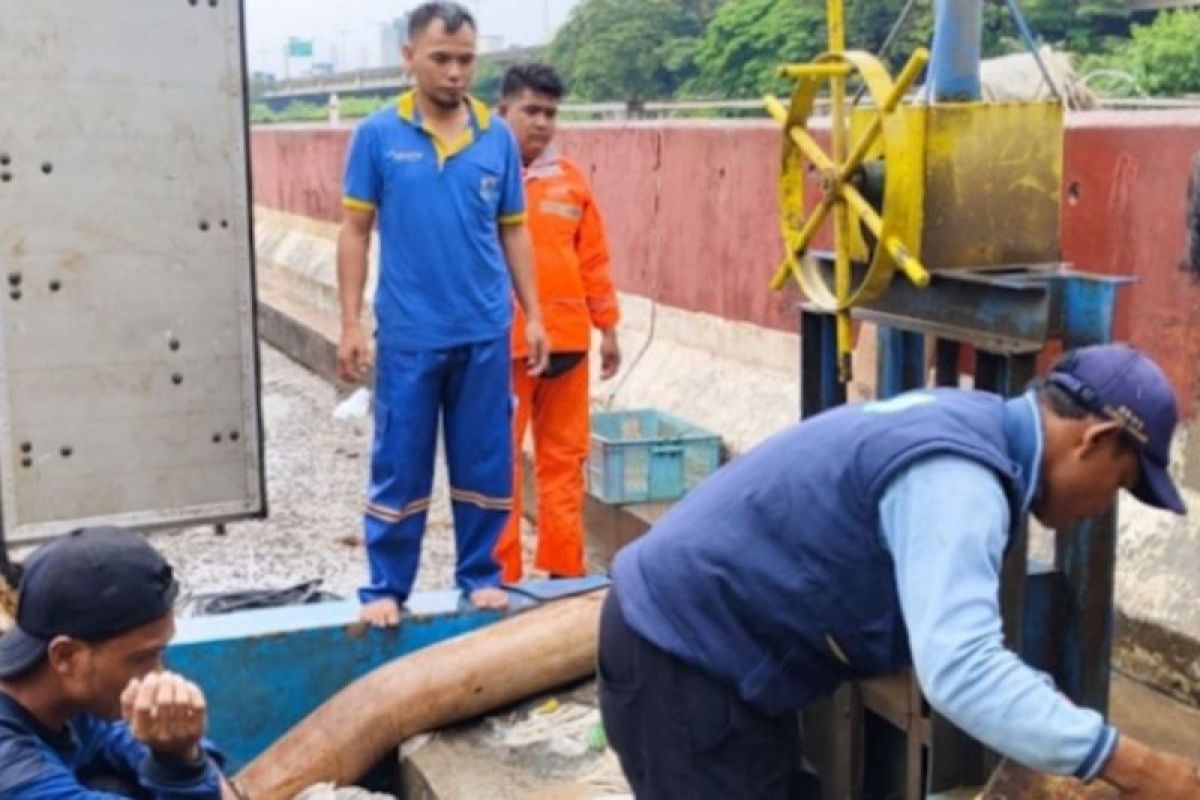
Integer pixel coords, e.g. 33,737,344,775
575,185,620,331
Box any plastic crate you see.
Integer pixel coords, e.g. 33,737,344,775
587,409,722,504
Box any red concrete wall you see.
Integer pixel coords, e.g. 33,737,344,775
250,112,1200,410
251,127,349,225
1061,112,1200,413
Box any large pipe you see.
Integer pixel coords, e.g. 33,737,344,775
236,590,607,800
928,0,983,101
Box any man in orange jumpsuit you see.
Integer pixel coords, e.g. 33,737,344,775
495,63,621,583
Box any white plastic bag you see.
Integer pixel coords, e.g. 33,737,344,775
333,387,371,421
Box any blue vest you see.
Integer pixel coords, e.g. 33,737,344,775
611,389,1030,716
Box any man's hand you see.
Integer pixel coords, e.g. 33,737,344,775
337,322,372,384
121,672,207,762
525,317,549,376
599,328,621,380
1102,736,1200,799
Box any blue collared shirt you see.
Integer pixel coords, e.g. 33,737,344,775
0,692,223,799
879,392,1118,780
343,90,526,350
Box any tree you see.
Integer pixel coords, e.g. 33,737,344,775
473,59,504,105
1016,0,1130,52
1122,10,1200,96
546,0,716,101
685,0,936,100
686,0,826,98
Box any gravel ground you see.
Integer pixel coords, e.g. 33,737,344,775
153,345,483,611
8,343,537,613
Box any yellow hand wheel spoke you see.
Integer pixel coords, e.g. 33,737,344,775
833,202,854,380
839,50,929,182
841,120,884,180
841,182,883,236
787,126,836,174
842,183,930,288
770,198,834,291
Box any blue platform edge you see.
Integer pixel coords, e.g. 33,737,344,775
168,575,610,771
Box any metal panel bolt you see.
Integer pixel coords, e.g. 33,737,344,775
169,337,181,352
7,273,20,286
49,280,61,292
41,163,52,175
9,290,20,301
199,221,210,232
0,154,9,166
172,373,184,385
230,431,240,441
20,442,31,453
212,433,223,443
1,173,11,183
21,457,32,468
60,447,72,458
220,220,229,228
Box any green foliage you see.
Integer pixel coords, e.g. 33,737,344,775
473,59,505,105
682,0,941,99
1126,10,1200,96
685,0,824,98
546,0,716,101
251,95,392,125
1014,0,1130,52
1082,10,1200,97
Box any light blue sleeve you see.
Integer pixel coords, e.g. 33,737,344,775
496,122,526,223
879,455,1118,780
342,120,381,209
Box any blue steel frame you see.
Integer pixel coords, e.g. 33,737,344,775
798,2,1131,794
800,267,1129,795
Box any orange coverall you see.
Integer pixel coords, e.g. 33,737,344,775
495,149,620,582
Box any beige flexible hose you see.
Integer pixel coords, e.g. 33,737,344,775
237,590,607,800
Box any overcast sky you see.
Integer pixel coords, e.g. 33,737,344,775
245,0,583,76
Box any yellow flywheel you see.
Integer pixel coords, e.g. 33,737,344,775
764,0,931,381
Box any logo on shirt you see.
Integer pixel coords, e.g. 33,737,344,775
386,149,424,163
480,175,499,203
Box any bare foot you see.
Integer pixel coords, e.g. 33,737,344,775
359,597,403,627
469,587,509,611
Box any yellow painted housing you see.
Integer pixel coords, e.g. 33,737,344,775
851,100,1064,272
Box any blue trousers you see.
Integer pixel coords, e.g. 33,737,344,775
359,337,513,604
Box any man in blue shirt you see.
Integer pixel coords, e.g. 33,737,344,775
0,527,237,799
337,2,549,626
599,344,1200,798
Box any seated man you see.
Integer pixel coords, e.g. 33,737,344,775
0,526,239,799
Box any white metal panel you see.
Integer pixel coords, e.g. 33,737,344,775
0,0,265,541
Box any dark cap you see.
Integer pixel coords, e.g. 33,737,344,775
1048,344,1186,515
0,526,178,679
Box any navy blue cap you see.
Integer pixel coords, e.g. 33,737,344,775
1047,344,1186,515
0,526,178,679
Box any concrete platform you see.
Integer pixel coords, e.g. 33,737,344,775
392,670,1199,800
398,681,630,800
